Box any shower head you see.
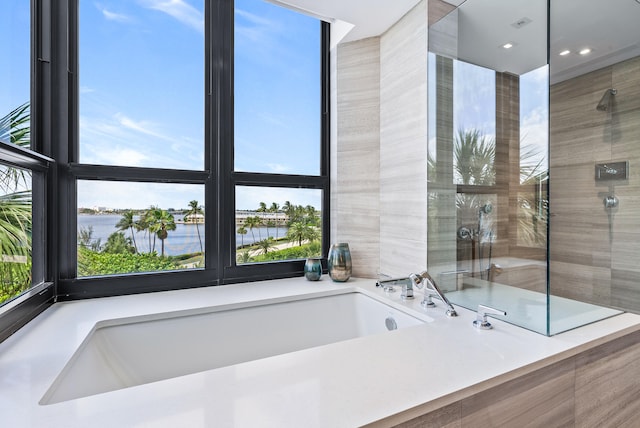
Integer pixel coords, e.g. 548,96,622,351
479,203,493,215
596,88,617,111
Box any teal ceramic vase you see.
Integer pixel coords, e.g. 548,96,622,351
304,257,323,281
327,243,352,282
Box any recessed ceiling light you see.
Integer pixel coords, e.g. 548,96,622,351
502,43,514,49
559,50,571,56
579,48,592,55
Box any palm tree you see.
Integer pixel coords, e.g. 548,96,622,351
304,205,320,227
141,207,160,253
237,250,251,264
305,225,321,243
185,200,204,253
237,225,247,247
286,221,309,246
0,104,33,301
256,237,275,255
453,129,495,186
135,214,151,253
0,190,31,258
270,202,280,238
282,200,294,224
266,220,276,238
146,206,176,257
116,211,139,253
244,216,260,243
257,202,268,237
0,103,31,190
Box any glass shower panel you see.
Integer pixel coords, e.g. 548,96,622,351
428,0,551,334
548,0,638,334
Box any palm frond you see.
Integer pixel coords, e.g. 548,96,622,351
0,103,30,147
0,190,32,257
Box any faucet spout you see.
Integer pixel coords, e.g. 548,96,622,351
376,277,414,300
410,271,458,317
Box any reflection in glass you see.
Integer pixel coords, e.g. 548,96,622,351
428,0,629,335
235,186,322,264
456,193,497,281
234,0,321,175
77,181,205,276
0,165,32,305
79,0,204,169
428,0,551,335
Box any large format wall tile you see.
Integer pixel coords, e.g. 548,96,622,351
380,0,428,277
550,55,640,312
335,37,381,277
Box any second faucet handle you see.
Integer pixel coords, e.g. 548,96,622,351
473,304,507,330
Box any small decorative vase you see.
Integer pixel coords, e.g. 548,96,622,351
327,243,352,282
304,257,323,281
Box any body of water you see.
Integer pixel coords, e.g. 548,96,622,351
78,215,288,256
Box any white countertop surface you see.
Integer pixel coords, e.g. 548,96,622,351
1,277,639,427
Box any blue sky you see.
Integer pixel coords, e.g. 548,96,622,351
0,2,30,125
77,0,320,210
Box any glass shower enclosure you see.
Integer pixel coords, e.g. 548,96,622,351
427,0,637,335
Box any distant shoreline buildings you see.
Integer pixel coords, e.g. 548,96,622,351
78,208,321,227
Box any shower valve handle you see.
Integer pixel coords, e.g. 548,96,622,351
604,195,619,209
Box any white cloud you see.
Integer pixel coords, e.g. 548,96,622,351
114,113,173,142
266,163,289,173
235,7,282,53
235,9,277,29
95,4,133,23
138,0,204,34
79,114,200,169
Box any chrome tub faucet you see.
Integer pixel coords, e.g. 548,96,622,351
409,270,458,317
376,275,414,300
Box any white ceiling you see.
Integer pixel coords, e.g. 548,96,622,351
274,0,640,83
268,0,422,43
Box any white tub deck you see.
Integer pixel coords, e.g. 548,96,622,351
1,277,640,427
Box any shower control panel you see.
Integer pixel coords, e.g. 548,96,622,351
595,161,628,181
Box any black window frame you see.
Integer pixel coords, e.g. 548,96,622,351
0,0,55,342
54,0,330,300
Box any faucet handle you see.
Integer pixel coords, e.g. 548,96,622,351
420,293,436,308
408,272,423,289
473,304,507,330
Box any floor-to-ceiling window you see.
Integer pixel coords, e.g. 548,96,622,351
233,0,326,267
0,1,54,341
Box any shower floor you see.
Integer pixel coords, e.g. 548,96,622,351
448,279,623,335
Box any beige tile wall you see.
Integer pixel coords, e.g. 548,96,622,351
550,56,640,312
333,37,381,278
380,0,429,278
333,1,428,278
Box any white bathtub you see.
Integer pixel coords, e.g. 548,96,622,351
41,290,425,405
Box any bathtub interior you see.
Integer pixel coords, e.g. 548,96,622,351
41,291,425,405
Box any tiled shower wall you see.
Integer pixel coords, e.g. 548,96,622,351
332,1,428,278
550,55,640,312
